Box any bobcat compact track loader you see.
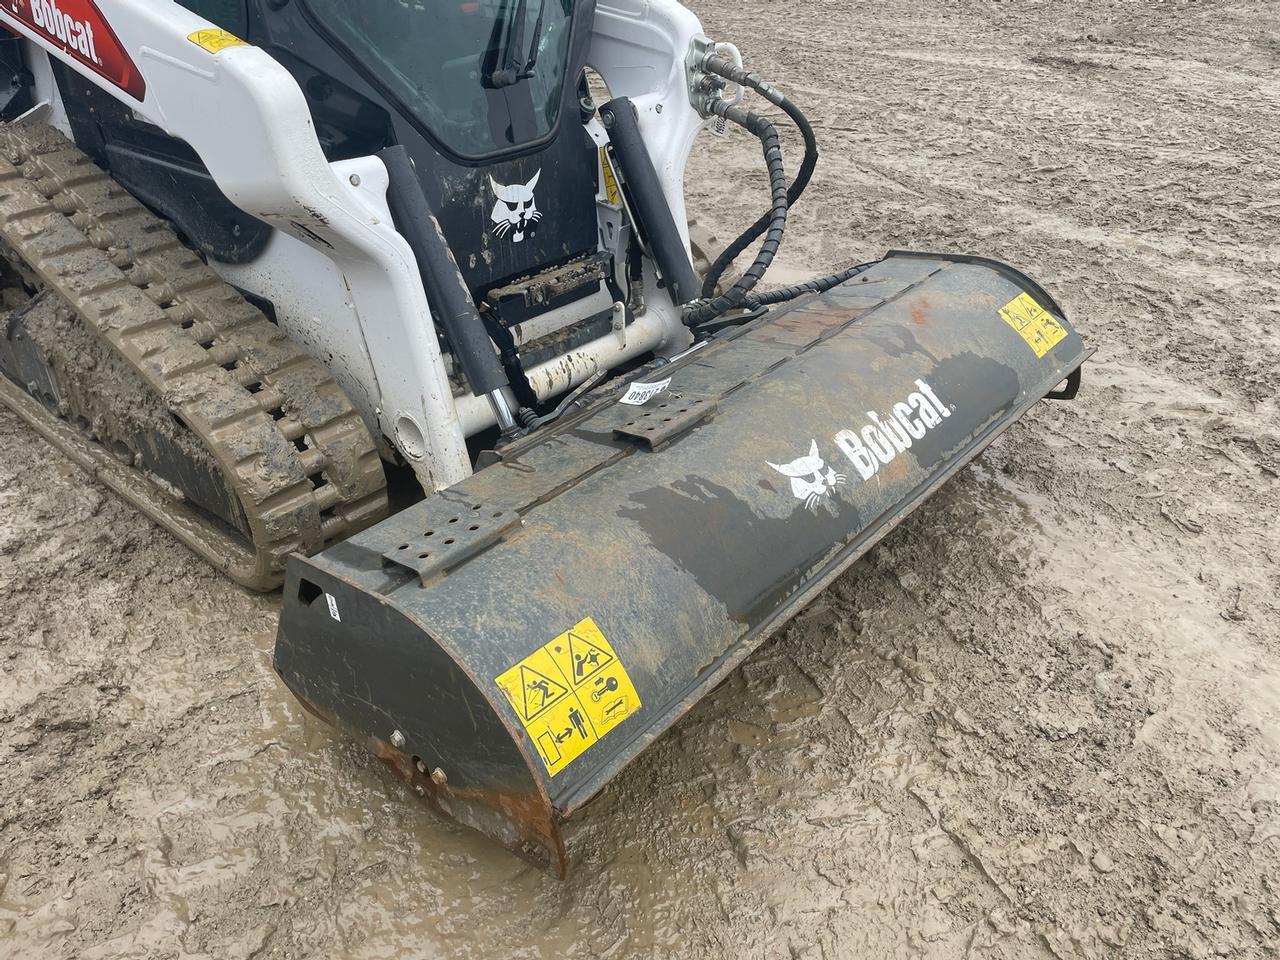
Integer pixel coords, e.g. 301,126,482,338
0,0,1088,874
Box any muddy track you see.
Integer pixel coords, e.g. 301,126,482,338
0,2,1278,959
0,121,387,589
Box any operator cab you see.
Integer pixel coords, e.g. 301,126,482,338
75,0,616,424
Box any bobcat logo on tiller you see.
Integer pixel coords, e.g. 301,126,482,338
765,379,954,515
488,170,541,243
767,439,847,513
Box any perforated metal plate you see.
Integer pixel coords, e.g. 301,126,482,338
382,499,523,583
613,396,717,449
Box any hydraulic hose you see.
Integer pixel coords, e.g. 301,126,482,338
742,260,877,308
683,100,790,328
686,58,887,329
699,55,818,299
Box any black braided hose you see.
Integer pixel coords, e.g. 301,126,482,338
686,57,889,329
699,55,819,299
742,260,877,308
683,100,790,328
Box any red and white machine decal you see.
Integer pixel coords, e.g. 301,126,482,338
0,0,145,100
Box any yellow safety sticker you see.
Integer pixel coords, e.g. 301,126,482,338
495,617,641,776
188,29,248,54
999,292,1068,359
598,147,622,208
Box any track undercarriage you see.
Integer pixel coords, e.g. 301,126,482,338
0,122,387,590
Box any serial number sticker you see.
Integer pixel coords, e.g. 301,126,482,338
999,292,1068,359
619,377,672,406
188,29,248,54
324,593,341,622
494,617,641,776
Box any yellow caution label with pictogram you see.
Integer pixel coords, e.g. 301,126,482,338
188,29,248,54
494,617,641,776
999,292,1068,359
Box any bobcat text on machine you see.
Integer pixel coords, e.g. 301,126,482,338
0,0,1088,875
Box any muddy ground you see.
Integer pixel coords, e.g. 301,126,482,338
3,0,1279,957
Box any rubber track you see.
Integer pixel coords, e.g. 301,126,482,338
0,121,387,590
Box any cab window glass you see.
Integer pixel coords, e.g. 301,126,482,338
303,0,577,158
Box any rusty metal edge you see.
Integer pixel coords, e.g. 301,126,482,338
287,560,568,870
289,689,570,877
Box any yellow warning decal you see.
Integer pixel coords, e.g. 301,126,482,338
495,617,641,776
999,292,1068,359
598,147,622,208
187,29,248,54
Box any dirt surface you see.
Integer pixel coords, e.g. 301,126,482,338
3,1,1279,957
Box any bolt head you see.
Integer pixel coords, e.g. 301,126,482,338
349,173,362,187
430,767,447,785
389,729,405,748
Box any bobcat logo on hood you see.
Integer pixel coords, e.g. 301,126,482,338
767,440,847,513
488,170,542,243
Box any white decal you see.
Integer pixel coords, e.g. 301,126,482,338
488,170,542,243
832,379,951,481
325,593,341,622
767,439,847,513
619,377,672,406
31,0,100,64
765,379,954,512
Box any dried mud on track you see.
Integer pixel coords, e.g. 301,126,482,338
2,1,1278,957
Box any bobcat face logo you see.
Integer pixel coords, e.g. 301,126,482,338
767,439,846,513
488,170,542,242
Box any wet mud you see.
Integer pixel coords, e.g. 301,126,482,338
2,1,1279,957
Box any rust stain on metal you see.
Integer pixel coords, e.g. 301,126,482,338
909,297,933,326
369,736,567,876
299,692,569,877
759,299,858,345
